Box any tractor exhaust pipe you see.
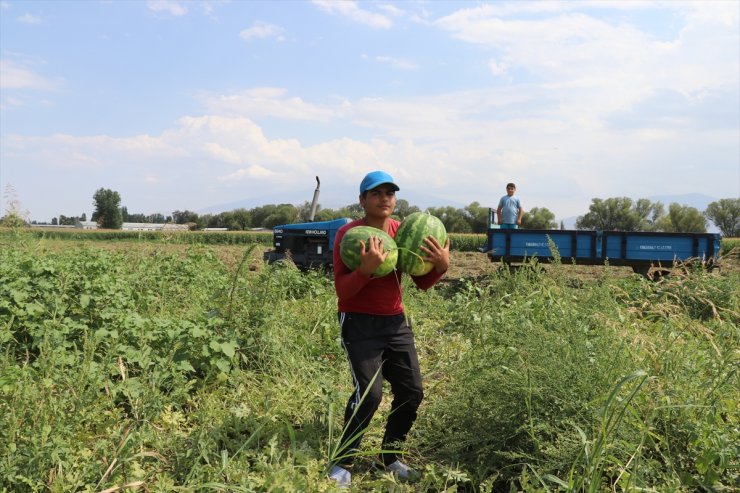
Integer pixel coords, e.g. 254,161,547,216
309,176,320,222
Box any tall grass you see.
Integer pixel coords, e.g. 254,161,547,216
1,232,737,491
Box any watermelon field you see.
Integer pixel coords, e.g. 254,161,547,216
1,228,738,492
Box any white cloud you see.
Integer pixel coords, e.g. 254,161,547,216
147,0,188,16
198,88,335,121
2,2,737,221
4,96,24,106
312,0,393,29
220,164,278,181
487,59,508,76
17,13,41,24
434,2,739,116
375,56,419,71
0,59,59,90
378,4,404,17
239,21,285,41
199,0,229,18
3,87,737,221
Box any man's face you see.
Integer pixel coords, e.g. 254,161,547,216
506,186,516,196
360,185,396,218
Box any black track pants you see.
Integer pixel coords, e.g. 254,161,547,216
337,312,424,466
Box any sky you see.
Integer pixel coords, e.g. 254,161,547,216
1,0,739,224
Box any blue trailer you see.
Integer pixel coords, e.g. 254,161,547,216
483,227,721,277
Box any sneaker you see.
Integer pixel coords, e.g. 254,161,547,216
385,460,417,481
328,465,351,488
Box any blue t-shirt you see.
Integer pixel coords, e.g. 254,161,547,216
498,195,522,224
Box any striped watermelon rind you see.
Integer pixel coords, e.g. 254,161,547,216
339,226,398,277
395,212,448,276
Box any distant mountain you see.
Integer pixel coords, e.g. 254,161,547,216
198,196,293,215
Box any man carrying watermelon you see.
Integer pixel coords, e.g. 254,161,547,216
328,170,450,488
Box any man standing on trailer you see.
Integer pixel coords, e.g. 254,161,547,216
497,182,523,229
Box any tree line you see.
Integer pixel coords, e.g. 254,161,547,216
4,186,739,238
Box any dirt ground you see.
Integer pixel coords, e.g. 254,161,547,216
444,250,639,281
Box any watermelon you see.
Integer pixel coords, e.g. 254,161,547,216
395,212,448,276
339,226,398,277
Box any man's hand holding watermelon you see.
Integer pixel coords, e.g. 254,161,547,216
358,234,392,277
418,233,450,274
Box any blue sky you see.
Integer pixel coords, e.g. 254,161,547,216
1,0,738,223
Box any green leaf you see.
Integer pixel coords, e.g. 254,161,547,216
220,341,236,357
215,359,231,373
11,289,28,304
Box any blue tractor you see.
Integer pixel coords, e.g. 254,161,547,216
263,177,350,270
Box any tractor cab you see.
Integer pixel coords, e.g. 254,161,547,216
263,217,351,270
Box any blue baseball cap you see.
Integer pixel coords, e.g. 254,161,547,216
359,170,400,194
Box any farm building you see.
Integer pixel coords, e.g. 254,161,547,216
121,222,162,231
121,222,189,231
161,223,189,232
70,222,190,231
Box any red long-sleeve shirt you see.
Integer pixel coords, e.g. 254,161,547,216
333,218,444,315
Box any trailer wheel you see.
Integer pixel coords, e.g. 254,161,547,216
631,265,651,279
650,269,671,281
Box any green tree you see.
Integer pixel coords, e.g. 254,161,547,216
705,198,740,237
634,198,664,231
576,197,663,231
463,202,489,233
250,204,278,227
655,203,707,233
57,213,86,225
58,214,76,226
148,213,165,223
313,208,344,222
263,204,299,228
222,209,252,230
297,200,323,222
335,203,365,220
521,207,558,229
172,210,199,225
92,188,123,229
126,212,148,223
426,206,472,233
393,199,421,221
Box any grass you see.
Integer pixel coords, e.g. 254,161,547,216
1,230,738,491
